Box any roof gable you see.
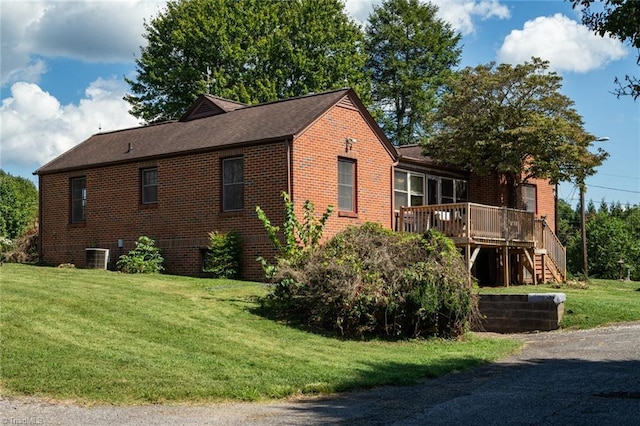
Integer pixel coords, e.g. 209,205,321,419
180,95,248,121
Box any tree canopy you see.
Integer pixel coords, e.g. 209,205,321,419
125,0,369,123
365,0,461,146
0,170,38,240
422,58,608,206
571,0,640,100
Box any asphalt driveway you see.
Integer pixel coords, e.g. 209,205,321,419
2,322,639,425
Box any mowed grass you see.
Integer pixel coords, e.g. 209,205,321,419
479,279,640,329
0,264,519,405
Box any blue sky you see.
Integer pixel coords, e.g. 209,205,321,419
1,0,638,207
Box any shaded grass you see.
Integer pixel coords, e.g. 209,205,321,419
1,264,519,405
479,279,640,329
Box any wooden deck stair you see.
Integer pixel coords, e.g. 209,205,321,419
398,203,566,285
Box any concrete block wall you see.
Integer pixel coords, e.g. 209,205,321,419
473,293,565,333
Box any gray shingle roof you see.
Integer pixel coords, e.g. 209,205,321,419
37,88,390,175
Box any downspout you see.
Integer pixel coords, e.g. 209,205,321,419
391,156,399,231
286,138,293,200
37,174,43,263
554,182,558,234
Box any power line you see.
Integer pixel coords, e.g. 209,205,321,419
587,184,640,194
597,172,640,180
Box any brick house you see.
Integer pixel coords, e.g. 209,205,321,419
36,88,564,284
36,88,397,279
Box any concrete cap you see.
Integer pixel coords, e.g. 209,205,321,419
528,293,566,305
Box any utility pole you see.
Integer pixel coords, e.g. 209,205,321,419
580,185,587,277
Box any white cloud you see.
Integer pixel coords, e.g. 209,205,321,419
1,0,163,86
0,78,140,168
344,0,380,25
497,13,627,73
346,0,510,34
431,0,510,35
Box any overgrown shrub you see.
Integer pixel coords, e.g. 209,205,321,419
203,231,242,278
116,236,164,274
1,227,38,264
265,223,477,339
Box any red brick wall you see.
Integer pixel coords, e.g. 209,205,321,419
39,144,288,280
468,171,509,207
291,104,395,239
39,103,396,280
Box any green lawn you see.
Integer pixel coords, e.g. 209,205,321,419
479,279,640,329
0,264,519,405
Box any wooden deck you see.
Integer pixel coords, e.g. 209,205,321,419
398,203,566,285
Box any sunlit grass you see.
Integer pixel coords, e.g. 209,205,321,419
1,264,519,405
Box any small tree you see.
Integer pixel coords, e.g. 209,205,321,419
255,192,333,278
203,231,242,279
117,236,164,274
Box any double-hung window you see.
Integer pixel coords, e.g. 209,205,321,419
70,177,86,223
222,157,244,211
394,170,425,208
338,158,356,213
521,184,536,213
141,168,158,204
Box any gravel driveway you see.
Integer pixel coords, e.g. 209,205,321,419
2,322,639,425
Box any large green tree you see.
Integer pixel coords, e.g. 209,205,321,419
423,58,608,207
126,0,368,123
364,0,461,146
584,205,640,279
571,0,640,100
0,170,38,240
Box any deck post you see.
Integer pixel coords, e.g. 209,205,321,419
465,244,471,286
523,248,537,285
503,245,510,287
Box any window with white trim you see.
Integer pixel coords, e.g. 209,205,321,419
338,158,356,212
521,184,536,213
394,170,425,208
394,170,468,208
